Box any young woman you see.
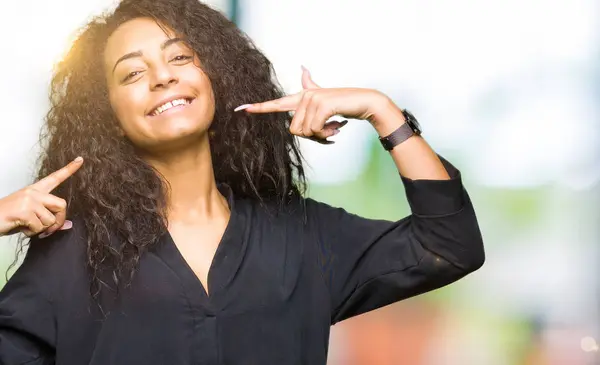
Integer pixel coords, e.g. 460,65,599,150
0,0,484,364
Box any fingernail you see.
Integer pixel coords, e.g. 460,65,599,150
339,120,348,128
331,129,341,136
234,104,253,112
74,156,83,163
39,231,53,239
59,220,73,230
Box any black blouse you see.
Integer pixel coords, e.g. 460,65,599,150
0,157,484,365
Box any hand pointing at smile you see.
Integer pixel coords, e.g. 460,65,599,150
235,67,400,143
0,157,83,239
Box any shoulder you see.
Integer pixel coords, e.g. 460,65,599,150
10,217,89,295
25,217,88,265
0,218,88,305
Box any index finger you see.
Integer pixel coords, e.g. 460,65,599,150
234,93,302,114
32,157,84,193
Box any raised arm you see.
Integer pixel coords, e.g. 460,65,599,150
238,67,484,323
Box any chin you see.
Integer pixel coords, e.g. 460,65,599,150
124,108,214,151
140,125,210,153
148,110,207,134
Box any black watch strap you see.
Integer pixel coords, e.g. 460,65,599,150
379,122,415,151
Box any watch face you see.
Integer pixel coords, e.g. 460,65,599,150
403,109,421,135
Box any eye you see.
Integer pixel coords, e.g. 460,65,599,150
122,71,142,82
171,54,192,62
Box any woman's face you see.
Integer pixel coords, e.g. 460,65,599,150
104,17,215,152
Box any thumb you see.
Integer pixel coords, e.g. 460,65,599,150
301,66,320,89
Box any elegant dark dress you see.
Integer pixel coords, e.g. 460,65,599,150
0,157,484,365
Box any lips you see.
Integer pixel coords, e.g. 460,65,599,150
148,96,195,117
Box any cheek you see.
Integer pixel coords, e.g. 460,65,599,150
109,86,147,134
185,67,215,108
200,78,216,119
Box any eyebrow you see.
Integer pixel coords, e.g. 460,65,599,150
111,37,185,74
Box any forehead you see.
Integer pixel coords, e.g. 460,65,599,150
104,17,176,62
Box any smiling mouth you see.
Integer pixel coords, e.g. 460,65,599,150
149,97,194,117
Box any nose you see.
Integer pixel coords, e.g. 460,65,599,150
149,63,178,90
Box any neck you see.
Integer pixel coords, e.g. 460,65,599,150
142,136,229,224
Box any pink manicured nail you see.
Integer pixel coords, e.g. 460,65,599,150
234,104,253,112
59,220,73,230
39,231,53,239
39,220,73,239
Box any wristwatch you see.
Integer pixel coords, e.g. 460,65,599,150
378,109,422,151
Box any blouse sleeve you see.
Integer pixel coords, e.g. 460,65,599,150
0,237,58,364
306,156,485,324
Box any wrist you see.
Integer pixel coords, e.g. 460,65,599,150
369,93,407,136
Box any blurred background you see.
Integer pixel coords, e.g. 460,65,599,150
0,0,598,363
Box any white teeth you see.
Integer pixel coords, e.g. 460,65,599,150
151,98,190,116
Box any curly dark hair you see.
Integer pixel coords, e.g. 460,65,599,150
34,0,306,296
